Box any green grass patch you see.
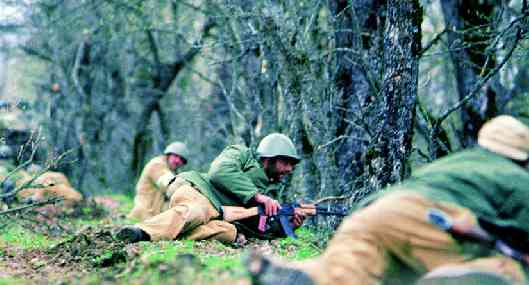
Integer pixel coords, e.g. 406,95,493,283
0,277,27,285
0,225,54,249
139,240,195,264
201,254,243,271
106,193,134,215
117,239,246,284
279,227,323,259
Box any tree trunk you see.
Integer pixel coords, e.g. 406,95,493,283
330,0,386,196
366,0,421,191
131,94,163,177
440,0,497,147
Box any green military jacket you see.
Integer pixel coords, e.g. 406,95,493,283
400,147,529,233
179,145,283,212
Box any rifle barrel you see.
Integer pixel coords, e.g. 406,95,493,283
315,209,348,216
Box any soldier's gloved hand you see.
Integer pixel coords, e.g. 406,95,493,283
291,208,306,229
254,194,281,216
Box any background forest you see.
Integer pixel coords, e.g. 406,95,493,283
1,0,529,206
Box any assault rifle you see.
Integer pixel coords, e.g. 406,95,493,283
428,209,529,267
222,203,348,239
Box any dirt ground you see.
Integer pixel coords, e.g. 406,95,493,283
0,197,319,284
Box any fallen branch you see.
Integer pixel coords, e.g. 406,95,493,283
0,198,63,216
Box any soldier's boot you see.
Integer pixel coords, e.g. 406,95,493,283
245,250,315,285
233,233,247,248
416,268,513,285
116,226,151,243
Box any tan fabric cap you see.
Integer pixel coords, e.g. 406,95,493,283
478,115,529,161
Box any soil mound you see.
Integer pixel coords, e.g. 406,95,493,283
49,227,127,268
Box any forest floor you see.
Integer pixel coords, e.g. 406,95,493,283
0,195,327,285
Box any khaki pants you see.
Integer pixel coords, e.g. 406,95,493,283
138,184,237,243
127,190,168,221
294,192,525,285
17,171,82,206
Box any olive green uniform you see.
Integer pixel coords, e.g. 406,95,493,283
179,145,283,211
407,148,529,230
138,145,284,242
292,148,529,285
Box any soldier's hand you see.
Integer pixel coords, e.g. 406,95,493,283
254,194,281,216
291,208,306,229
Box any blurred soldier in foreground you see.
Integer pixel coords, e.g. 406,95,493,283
117,133,303,244
127,141,189,221
248,115,529,285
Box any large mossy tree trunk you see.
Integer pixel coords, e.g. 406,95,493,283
330,0,387,197
365,0,421,191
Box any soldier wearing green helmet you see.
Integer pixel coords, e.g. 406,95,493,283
118,133,304,244
257,133,301,160
164,141,190,164
127,141,189,221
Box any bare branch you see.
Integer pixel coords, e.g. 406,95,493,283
146,29,161,71
0,198,63,216
159,18,216,91
0,149,74,199
20,45,53,62
71,41,87,97
418,29,447,57
2,129,42,182
436,27,523,125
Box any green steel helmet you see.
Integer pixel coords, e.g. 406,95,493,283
257,133,300,163
163,141,189,162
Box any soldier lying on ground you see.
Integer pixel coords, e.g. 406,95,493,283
126,141,242,243
117,133,305,245
1,157,82,208
17,170,83,207
248,115,529,285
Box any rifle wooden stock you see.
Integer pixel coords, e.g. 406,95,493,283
222,206,260,222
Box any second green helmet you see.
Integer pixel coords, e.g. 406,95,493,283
257,133,300,162
164,141,189,162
